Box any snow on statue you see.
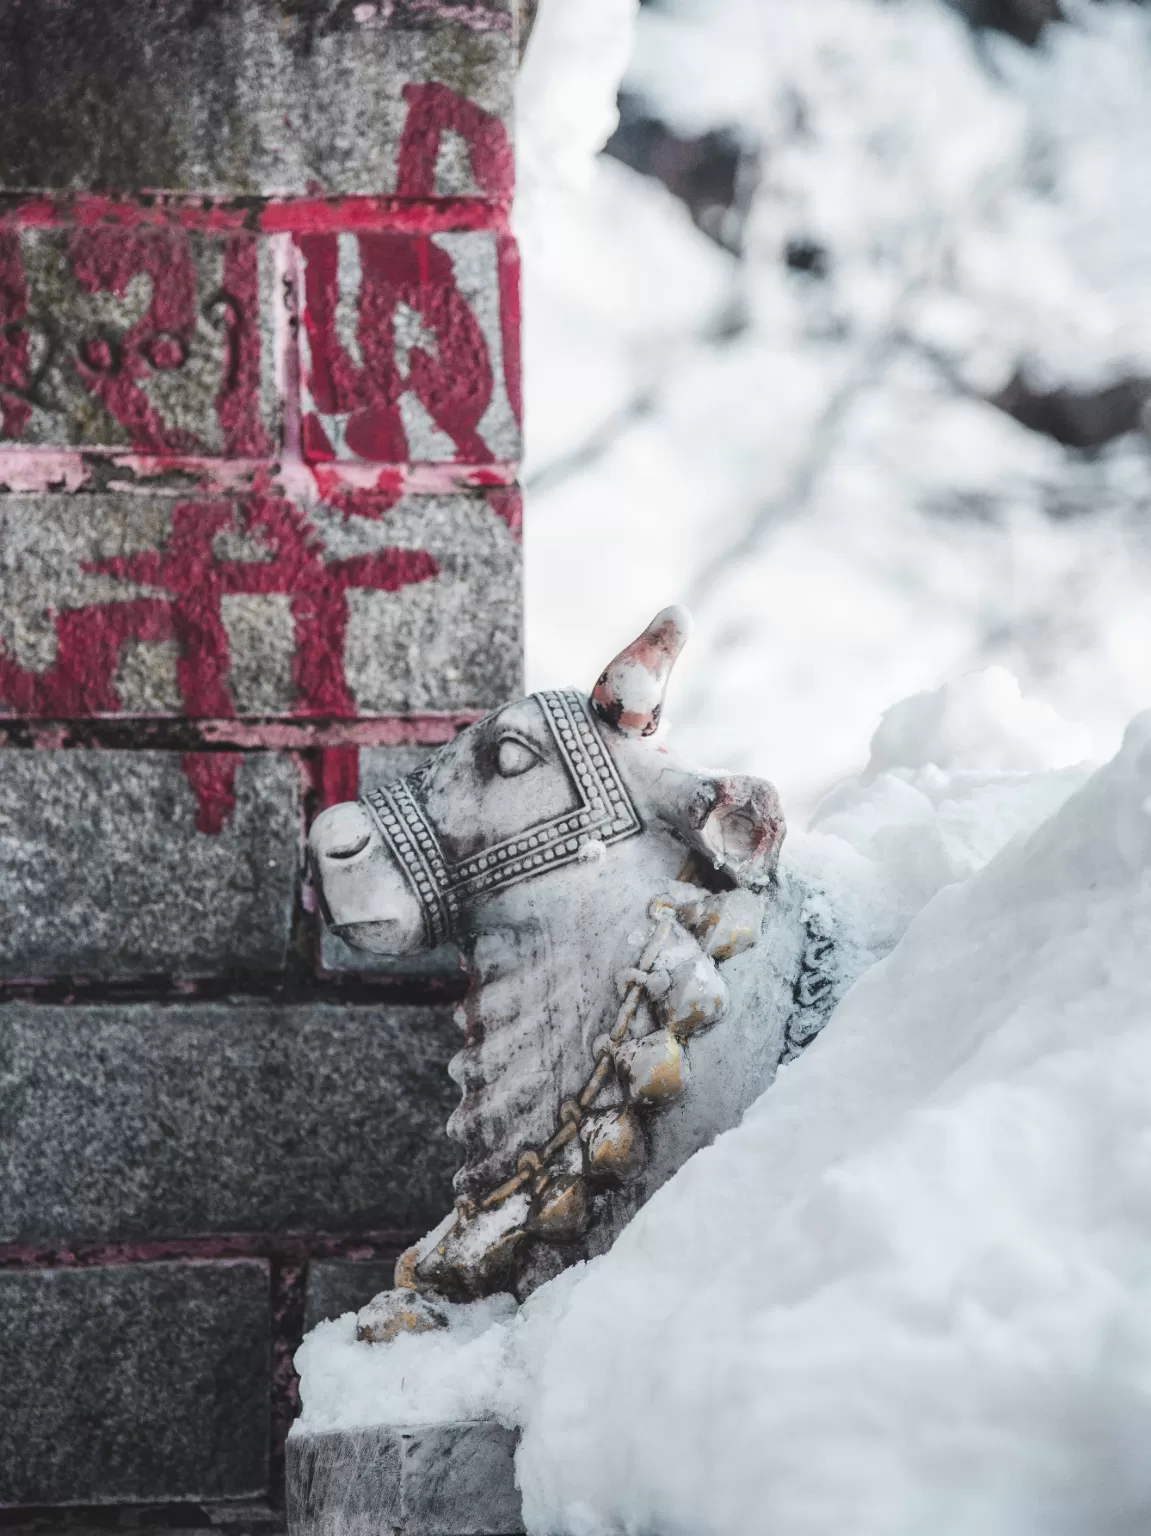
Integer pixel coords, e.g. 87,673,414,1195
308,605,842,1331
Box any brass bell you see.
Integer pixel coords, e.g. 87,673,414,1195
703,889,762,960
657,954,728,1037
581,1106,647,1182
526,1174,590,1242
676,888,761,960
417,1194,528,1299
356,1288,448,1344
617,1029,690,1105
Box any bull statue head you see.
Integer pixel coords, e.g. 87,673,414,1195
309,608,824,1338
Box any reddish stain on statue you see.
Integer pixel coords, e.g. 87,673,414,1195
0,496,438,829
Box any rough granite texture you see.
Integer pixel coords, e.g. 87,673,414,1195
0,750,298,979
0,491,521,719
0,1001,460,1242
287,1422,523,1536
340,493,522,714
303,1258,401,1331
0,0,514,197
0,1261,269,1505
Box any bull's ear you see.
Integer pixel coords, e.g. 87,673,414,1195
591,606,691,737
678,772,786,889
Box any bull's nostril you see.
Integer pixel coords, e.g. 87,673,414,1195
325,831,371,861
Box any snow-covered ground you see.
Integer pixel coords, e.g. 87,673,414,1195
297,670,1151,1532
519,0,1151,817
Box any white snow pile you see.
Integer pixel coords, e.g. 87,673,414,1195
519,0,1151,815
295,673,1151,1532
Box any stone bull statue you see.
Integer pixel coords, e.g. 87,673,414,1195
308,608,840,1338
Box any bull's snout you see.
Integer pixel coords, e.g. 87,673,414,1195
308,801,426,954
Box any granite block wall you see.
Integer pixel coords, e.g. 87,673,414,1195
0,0,522,1511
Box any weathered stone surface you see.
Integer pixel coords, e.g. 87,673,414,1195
0,1001,460,1242
304,1259,400,1331
0,750,297,979
0,490,521,718
298,230,520,466
0,2,514,197
0,1261,269,1505
320,747,462,979
0,226,276,453
341,492,521,714
287,1422,523,1536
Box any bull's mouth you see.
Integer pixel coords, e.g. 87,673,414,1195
333,918,412,952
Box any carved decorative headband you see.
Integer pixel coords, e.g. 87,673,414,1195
360,689,642,947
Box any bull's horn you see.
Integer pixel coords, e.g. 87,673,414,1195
591,605,691,737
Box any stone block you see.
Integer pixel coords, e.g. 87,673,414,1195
0,1000,460,1242
297,230,520,466
0,1,514,198
304,1259,401,1332
0,226,276,454
319,747,462,980
0,490,521,718
286,1421,523,1536
0,750,297,980
0,1260,269,1505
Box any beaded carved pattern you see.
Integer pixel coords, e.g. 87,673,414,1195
361,689,642,946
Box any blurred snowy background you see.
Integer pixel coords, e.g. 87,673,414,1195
516,0,1151,816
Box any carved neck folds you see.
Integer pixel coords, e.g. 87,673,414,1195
308,608,787,1309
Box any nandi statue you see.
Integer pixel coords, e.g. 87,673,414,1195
308,608,838,1340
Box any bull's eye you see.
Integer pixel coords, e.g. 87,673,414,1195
496,733,541,778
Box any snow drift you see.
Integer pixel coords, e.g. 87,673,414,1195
297,673,1151,1532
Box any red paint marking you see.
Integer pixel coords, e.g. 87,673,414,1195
0,600,172,715
496,232,522,427
315,482,404,520
181,752,240,835
395,82,513,199
94,496,439,720
320,746,360,807
299,231,495,463
0,227,269,454
8,194,252,233
488,486,522,541
69,226,205,453
0,230,30,439
5,196,508,236
0,449,517,495
196,714,482,748
261,196,509,233
0,495,440,827
217,235,273,458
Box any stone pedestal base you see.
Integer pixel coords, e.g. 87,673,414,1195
286,1421,524,1536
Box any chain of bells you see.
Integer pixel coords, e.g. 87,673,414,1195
358,882,763,1343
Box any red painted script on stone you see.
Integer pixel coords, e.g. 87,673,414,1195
394,82,513,199
0,496,438,829
299,230,503,464
0,227,269,455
